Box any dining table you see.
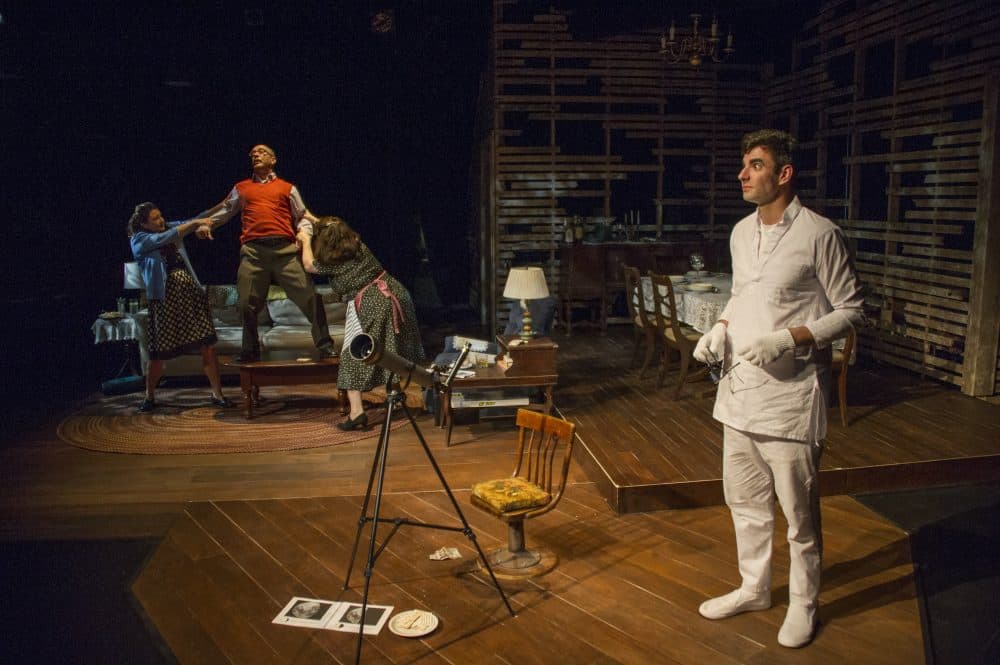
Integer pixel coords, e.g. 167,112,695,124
641,272,733,334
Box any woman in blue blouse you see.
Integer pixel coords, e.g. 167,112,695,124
127,202,232,412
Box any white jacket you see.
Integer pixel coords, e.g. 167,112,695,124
714,197,864,442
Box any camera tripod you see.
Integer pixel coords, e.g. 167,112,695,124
341,375,515,664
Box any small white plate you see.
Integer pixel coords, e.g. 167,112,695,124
388,609,439,637
686,282,714,292
668,275,686,283
686,270,709,277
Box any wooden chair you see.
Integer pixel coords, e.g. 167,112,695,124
470,408,576,579
623,265,656,377
831,326,856,426
648,272,708,399
559,243,605,334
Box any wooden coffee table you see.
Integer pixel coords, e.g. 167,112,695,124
225,352,347,419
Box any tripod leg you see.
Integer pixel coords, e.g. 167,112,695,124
353,391,397,665
401,402,516,618
343,410,389,591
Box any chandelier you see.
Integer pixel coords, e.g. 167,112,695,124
660,14,734,66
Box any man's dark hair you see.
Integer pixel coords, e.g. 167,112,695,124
741,129,797,172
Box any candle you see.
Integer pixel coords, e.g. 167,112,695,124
660,34,667,51
668,20,675,42
727,30,733,49
711,16,718,38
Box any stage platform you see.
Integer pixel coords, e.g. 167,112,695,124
553,328,1000,513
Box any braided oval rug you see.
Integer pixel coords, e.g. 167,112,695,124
56,384,423,455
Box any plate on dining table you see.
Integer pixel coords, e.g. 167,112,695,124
686,270,709,278
686,282,715,292
668,274,686,283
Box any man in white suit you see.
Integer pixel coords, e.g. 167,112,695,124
693,129,863,648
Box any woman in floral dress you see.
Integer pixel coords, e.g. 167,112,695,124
299,216,425,430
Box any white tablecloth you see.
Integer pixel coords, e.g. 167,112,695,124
641,273,732,334
92,315,140,343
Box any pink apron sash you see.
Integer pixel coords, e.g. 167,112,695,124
354,270,405,334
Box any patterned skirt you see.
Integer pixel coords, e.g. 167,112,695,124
147,269,217,360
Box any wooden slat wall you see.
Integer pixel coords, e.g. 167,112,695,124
764,0,1000,395
480,0,762,329
475,0,1000,396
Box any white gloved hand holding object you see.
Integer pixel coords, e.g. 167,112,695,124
737,329,796,366
693,322,727,364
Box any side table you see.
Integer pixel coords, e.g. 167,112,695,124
91,314,143,393
440,335,558,446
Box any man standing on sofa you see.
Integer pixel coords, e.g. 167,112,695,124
199,144,336,361
691,129,863,648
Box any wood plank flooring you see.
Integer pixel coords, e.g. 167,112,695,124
552,328,1000,512
132,486,922,664
6,325,994,662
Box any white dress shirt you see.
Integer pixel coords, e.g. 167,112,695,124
714,197,864,442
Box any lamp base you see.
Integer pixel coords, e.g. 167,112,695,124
519,300,534,343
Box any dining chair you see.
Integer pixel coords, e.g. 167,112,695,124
648,272,708,399
623,265,656,377
470,408,576,579
831,326,856,426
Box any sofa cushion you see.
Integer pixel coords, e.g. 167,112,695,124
206,285,239,308
261,324,344,353
213,305,242,327
267,298,347,326
504,296,557,337
267,298,309,326
207,285,272,327
211,326,245,354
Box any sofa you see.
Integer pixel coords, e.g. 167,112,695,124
133,284,347,377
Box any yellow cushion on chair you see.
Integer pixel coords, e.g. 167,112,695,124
472,478,551,512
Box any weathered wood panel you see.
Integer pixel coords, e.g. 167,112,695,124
482,1,762,328
765,0,1000,395
473,0,1000,395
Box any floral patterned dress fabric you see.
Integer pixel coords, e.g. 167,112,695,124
147,244,217,360
314,243,425,392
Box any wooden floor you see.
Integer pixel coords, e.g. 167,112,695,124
554,328,1000,512
133,487,922,664
2,326,998,663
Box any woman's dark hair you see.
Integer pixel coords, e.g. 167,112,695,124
127,202,157,237
313,216,361,265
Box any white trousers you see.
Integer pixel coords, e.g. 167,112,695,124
722,425,823,607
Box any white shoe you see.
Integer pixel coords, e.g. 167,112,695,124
778,604,817,648
698,588,771,620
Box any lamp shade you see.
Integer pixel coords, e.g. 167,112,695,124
123,262,145,290
503,266,549,300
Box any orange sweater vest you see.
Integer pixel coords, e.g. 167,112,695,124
235,177,295,244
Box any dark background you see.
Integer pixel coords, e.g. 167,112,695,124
0,0,819,412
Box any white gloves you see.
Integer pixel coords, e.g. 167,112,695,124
693,322,727,363
737,329,795,366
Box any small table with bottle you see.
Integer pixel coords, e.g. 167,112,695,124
92,297,145,382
